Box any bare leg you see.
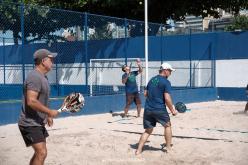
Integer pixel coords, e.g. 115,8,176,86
245,102,248,113
164,122,172,152
124,105,130,117
135,128,153,155
124,94,131,117
136,104,141,117
30,142,47,165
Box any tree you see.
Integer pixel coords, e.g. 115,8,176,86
28,0,248,36
48,0,247,23
1,0,247,44
225,15,248,31
0,1,22,44
1,0,86,44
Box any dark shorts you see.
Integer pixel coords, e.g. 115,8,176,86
143,109,170,129
18,125,49,147
125,92,141,106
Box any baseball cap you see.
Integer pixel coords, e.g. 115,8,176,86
160,63,175,71
33,49,57,60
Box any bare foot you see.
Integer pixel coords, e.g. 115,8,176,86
135,150,142,155
121,113,128,118
165,148,172,154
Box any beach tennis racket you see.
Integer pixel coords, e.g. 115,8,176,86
58,92,85,113
175,102,187,113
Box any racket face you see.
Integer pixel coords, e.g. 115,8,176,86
175,102,186,113
78,93,85,107
64,92,85,113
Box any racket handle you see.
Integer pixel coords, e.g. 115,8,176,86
58,106,68,113
58,106,66,113
58,108,62,113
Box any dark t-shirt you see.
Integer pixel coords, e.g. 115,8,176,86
122,71,139,94
18,70,50,126
145,75,172,111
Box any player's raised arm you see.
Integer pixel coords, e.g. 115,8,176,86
136,58,143,74
121,65,130,84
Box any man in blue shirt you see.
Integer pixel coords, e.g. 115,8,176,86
122,59,143,117
135,62,178,155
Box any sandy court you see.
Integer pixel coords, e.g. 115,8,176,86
0,100,248,165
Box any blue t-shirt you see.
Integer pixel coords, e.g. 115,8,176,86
145,75,172,111
122,71,139,94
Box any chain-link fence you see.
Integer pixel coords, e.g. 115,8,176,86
0,2,216,98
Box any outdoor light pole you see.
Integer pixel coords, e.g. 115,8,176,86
145,0,149,85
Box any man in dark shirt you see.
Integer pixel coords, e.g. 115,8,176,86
122,59,143,117
135,63,178,155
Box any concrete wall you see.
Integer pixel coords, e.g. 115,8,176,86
215,58,248,101
216,59,248,87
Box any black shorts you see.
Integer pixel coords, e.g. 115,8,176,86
18,125,49,147
126,92,141,106
143,109,170,129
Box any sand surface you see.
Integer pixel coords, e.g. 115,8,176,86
0,100,248,165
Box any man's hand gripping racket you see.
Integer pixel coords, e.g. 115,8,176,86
58,92,85,113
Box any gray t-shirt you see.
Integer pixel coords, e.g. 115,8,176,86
18,70,50,126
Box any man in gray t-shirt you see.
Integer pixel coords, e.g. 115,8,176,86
18,70,50,126
18,49,59,165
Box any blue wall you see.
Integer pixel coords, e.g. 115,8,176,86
217,87,247,101
0,85,88,100
0,87,217,125
0,31,247,126
215,31,248,59
1,31,248,65
1,31,248,100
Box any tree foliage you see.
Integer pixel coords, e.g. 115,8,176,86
1,0,247,44
225,15,248,31
1,0,86,44
28,0,247,22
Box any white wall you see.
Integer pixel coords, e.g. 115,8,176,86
0,61,213,88
2,59,247,88
216,59,248,87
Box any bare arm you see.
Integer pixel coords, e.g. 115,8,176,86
137,60,143,74
26,90,58,118
122,70,141,84
122,73,129,84
164,93,178,115
144,89,148,97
